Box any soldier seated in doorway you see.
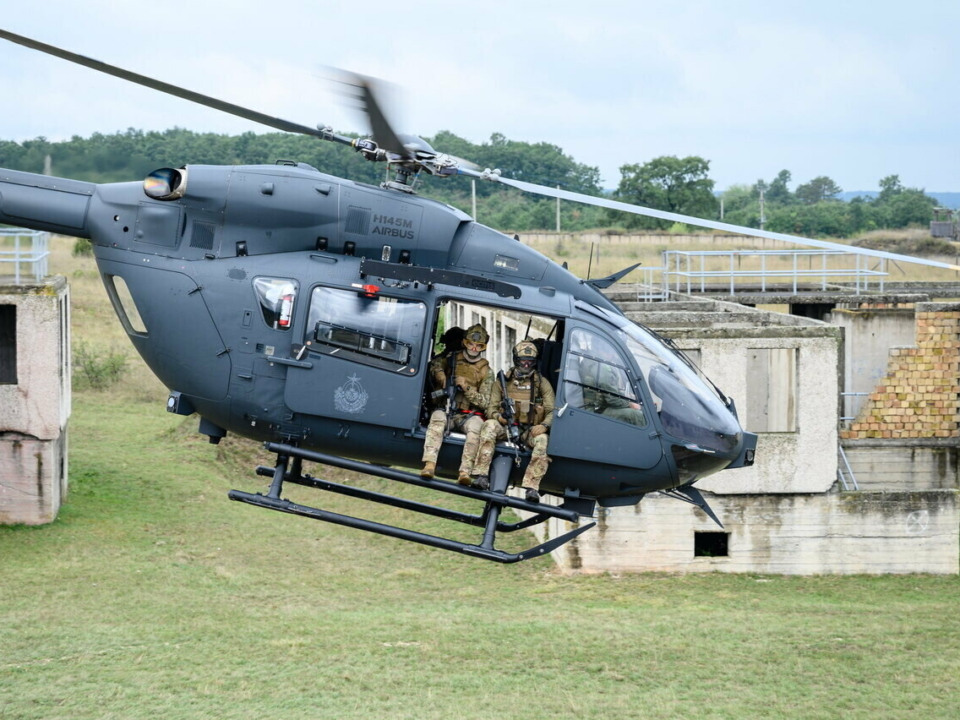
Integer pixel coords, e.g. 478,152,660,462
420,324,493,486
473,340,555,502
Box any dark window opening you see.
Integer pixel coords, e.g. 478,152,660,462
422,300,565,428
694,532,729,557
0,304,16,384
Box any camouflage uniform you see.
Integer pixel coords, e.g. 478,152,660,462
584,359,645,426
475,363,555,494
421,340,492,480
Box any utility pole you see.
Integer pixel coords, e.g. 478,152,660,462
471,180,477,220
556,185,561,232
759,186,766,231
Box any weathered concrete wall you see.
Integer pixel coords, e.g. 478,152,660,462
843,441,960,492
0,277,71,437
0,277,71,525
540,490,959,575
530,293,960,575
0,432,67,524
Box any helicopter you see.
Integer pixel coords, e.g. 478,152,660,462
3,29,954,564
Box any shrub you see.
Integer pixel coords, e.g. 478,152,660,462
72,238,93,256
72,341,128,390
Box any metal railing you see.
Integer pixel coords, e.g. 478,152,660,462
0,229,50,283
661,249,888,296
837,445,860,491
634,266,669,301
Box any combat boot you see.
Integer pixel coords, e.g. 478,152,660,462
524,487,540,503
420,461,436,479
458,469,472,486
472,475,490,491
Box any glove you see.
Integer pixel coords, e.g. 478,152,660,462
528,424,548,438
434,372,447,387
455,376,467,390
496,414,507,426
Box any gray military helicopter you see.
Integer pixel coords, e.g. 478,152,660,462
8,28,939,563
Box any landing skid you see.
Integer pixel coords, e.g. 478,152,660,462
228,443,596,564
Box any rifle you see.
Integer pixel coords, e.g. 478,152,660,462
497,370,522,465
443,351,458,437
428,351,458,437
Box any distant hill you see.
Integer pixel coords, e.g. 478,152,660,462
841,190,960,209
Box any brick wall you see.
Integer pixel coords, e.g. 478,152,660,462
841,303,960,440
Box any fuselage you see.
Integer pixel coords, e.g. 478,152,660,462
0,162,756,504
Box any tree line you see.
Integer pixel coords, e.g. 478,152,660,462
0,129,940,237
608,159,939,238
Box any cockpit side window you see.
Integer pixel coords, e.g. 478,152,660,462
623,329,741,453
252,277,298,331
563,328,646,427
305,286,426,374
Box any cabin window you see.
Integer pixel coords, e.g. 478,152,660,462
306,286,426,373
104,275,148,336
562,328,646,427
0,304,16,384
746,348,798,432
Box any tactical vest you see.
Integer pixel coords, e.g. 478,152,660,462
506,370,547,426
453,352,489,412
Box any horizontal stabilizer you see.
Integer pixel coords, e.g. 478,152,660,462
583,263,641,290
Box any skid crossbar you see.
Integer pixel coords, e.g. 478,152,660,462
229,443,595,564
263,442,582,523
254,465,550,533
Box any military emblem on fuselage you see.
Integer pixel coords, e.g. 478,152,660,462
334,374,369,414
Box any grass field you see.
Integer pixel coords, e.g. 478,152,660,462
521,228,960,287
2,238,960,719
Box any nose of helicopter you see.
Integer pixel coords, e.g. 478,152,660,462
668,428,757,486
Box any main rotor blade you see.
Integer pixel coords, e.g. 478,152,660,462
0,28,329,140
332,71,413,160
495,176,960,273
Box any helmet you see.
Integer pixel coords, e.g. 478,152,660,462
439,326,465,351
462,324,489,359
463,324,490,347
512,340,538,377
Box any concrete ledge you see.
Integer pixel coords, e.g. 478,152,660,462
538,489,959,576
842,443,960,491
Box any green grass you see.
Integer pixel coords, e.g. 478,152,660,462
2,238,959,719
3,412,959,720
4,401,960,719
523,230,960,286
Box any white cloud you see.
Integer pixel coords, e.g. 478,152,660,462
2,0,958,191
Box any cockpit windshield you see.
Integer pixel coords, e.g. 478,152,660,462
616,321,741,455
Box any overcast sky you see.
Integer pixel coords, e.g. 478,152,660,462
2,1,957,193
